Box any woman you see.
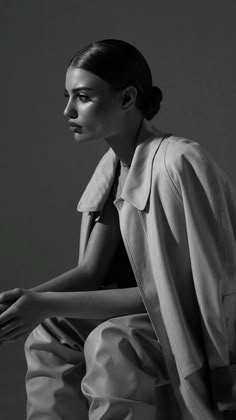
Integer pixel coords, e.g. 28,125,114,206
0,39,236,420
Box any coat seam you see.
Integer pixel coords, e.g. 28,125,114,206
196,150,230,287
203,155,231,282
163,141,184,207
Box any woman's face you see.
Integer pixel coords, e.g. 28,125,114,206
64,66,125,143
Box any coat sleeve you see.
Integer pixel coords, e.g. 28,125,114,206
164,138,236,411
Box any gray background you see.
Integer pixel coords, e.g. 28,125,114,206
1,0,236,418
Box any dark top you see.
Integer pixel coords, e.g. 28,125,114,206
97,161,137,289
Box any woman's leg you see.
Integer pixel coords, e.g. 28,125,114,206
24,317,101,420
81,313,178,420
25,313,180,420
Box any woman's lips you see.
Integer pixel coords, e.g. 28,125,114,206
69,124,82,133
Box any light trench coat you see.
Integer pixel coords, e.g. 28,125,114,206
76,120,236,420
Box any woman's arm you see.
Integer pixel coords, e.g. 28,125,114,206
41,287,146,319
0,286,146,344
0,193,147,342
30,194,123,293
30,266,95,293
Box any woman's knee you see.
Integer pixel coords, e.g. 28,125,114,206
82,317,157,401
83,317,142,380
84,318,125,358
83,315,150,361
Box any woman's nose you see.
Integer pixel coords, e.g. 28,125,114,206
63,99,78,119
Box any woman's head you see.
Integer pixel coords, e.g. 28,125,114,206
68,39,162,121
64,39,163,143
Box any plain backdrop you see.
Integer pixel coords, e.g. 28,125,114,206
1,0,236,418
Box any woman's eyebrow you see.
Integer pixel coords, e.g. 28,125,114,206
64,87,94,94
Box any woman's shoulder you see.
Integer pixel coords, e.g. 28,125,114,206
157,134,217,177
150,132,231,197
162,134,205,162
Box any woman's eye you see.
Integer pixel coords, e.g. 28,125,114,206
77,94,90,103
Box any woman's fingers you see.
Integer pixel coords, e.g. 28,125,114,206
0,319,23,336
0,304,9,314
0,288,23,303
0,305,16,326
0,325,28,343
0,290,46,345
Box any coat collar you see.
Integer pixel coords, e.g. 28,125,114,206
77,120,170,212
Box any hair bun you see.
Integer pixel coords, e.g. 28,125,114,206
144,86,163,120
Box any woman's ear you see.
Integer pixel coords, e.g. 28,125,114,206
121,86,137,111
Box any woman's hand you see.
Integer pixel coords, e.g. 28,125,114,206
0,288,50,345
0,303,9,315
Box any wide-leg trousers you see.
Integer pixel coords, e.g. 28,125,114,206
24,313,179,420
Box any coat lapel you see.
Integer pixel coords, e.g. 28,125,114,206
77,120,170,212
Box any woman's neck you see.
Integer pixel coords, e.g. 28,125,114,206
104,115,144,168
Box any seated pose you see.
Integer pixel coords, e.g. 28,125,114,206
1,39,236,420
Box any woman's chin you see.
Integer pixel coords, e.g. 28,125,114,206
73,131,102,143
73,132,88,143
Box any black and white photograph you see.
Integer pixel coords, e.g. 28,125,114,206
1,1,236,419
